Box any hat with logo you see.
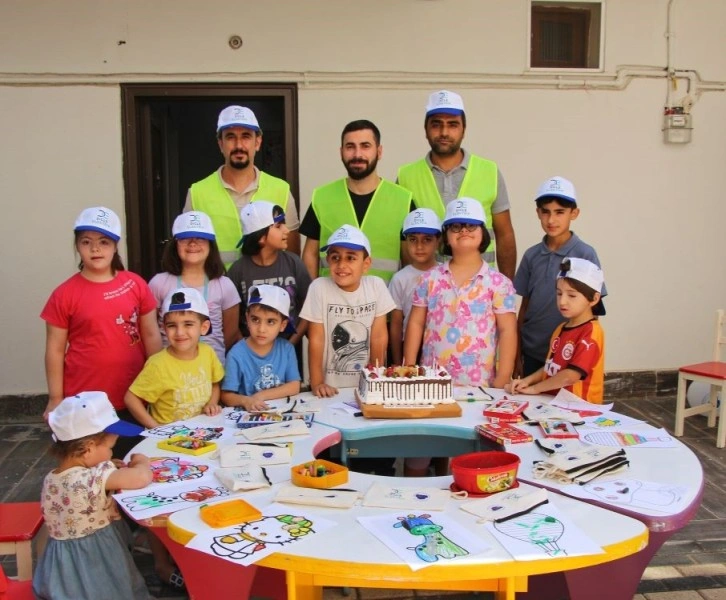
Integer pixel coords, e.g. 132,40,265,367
247,284,296,334
557,257,606,316
49,391,144,442
161,287,212,331
426,90,465,118
321,224,372,256
535,176,577,205
237,201,286,247
172,211,216,241
402,208,442,236
74,207,122,242
443,197,486,227
217,105,261,134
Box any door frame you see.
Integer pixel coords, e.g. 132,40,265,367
121,83,298,278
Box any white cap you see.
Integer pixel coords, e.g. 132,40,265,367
443,197,486,227
535,176,577,205
248,284,296,334
320,224,372,256
558,257,606,315
161,287,212,331
49,391,144,442
402,208,442,236
426,90,465,118
217,105,260,133
237,201,285,246
172,211,216,241
74,207,122,242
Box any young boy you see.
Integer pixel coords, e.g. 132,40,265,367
124,287,223,428
513,176,606,376
506,257,605,403
221,284,301,411
227,201,311,351
388,208,442,365
300,224,396,398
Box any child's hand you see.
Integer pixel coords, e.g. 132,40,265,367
312,383,338,398
111,458,128,469
504,378,524,394
43,397,63,421
245,396,269,412
128,453,151,468
203,402,221,416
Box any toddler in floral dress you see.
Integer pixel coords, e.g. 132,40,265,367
33,391,153,600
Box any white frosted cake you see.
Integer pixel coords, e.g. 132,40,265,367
357,365,454,406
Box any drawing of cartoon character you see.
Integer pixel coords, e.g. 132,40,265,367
150,457,209,484
584,479,683,508
211,515,314,560
494,513,566,556
331,321,369,372
255,364,282,392
116,308,141,345
394,514,468,563
121,486,228,512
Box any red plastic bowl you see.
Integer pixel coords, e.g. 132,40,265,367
450,451,520,494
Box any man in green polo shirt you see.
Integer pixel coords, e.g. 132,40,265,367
397,90,516,279
184,105,300,267
300,119,412,283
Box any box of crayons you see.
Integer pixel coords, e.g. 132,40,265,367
291,459,349,489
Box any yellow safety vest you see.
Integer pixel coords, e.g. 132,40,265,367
397,156,498,264
190,170,290,267
311,178,411,282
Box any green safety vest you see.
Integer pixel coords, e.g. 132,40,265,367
311,178,412,282
397,156,498,265
190,170,290,268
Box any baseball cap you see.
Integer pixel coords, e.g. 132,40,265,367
172,211,216,241
402,208,442,236
321,224,372,256
217,105,260,133
248,284,296,334
558,257,606,316
443,197,486,227
74,207,122,242
426,90,465,118
535,176,577,205
236,201,285,247
49,391,144,442
161,287,212,331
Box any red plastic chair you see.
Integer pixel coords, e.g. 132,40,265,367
0,503,45,581
0,565,34,600
675,309,726,447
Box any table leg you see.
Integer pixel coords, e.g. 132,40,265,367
286,571,323,600
493,576,517,600
149,526,287,600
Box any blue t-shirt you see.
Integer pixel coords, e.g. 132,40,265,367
222,338,301,396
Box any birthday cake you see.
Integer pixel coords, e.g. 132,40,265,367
357,365,455,406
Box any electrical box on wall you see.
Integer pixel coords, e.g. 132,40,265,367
662,112,693,144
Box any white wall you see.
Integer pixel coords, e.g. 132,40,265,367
1,0,725,395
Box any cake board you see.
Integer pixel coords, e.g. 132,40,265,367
354,389,462,419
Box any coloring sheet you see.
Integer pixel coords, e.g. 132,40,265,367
561,477,690,514
550,388,613,414
146,454,217,485
581,428,678,448
357,512,491,571
578,412,645,429
485,503,603,560
114,481,231,520
185,502,336,566
142,412,234,442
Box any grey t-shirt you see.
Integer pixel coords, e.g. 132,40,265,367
514,233,607,362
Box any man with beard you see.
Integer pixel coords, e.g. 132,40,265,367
397,90,516,279
300,120,412,282
184,106,300,267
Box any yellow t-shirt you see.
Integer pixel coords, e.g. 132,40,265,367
129,344,224,424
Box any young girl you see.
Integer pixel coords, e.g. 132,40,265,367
227,201,311,364
149,211,241,364
404,198,517,388
33,391,154,600
41,207,161,432
506,257,605,403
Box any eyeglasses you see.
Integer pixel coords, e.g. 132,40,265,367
447,223,479,233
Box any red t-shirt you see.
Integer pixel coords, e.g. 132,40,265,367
544,319,605,404
41,271,157,409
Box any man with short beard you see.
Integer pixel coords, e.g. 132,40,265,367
397,91,516,279
300,120,412,282
184,106,300,267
